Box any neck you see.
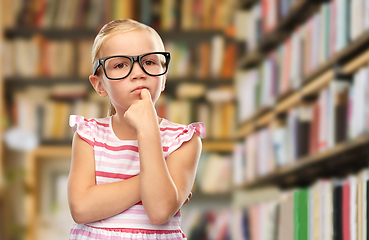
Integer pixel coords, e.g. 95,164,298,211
111,113,138,140
111,113,163,141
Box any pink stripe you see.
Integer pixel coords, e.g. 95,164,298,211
96,171,136,180
70,227,185,240
160,127,185,131
83,118,110,127
95,150,139,161
94,141,139,152
86,226,184,235
78,134,94,147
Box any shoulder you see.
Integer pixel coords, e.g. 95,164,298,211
160,119,205,158
69,115,111,146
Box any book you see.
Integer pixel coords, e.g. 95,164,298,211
294,188,309,240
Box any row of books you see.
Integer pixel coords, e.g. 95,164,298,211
165,36,237,80
244,0,369,53
195,151,232,194
234,63,369,182
236,170,369,240
7,86,236,147
3,34,237,80
8,86,108,144
236,0,369,122
157,92,236,140
3,0,235,31
244,0,298,49
181,208,231,240
3,36,93,78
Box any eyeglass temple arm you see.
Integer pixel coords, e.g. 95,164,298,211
93,60,100,75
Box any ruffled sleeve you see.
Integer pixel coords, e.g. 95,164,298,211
69,115,96,147
163,121,206,158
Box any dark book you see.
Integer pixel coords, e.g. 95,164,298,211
333,181,343,240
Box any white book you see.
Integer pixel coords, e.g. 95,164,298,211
323,180,334,240
232,143,245,186
365,0,369,30
350,0,361,40
312,12,321,70
245,134,257,182
235,10,249,41
362,169,369,240
336,0,350,51
210,35,225,78
290,30,303,90
272,126,288,166
318,90,329,152
349,175,358,240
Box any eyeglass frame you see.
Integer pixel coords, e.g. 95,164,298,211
92,52,171,80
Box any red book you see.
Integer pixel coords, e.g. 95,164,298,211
342,180,351,240
309,102,319,154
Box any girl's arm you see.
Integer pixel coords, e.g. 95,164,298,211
138,128,201,225
67,133,141,224
125,89,202,225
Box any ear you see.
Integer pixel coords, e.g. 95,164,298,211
161,73,167,92
89,75,108,97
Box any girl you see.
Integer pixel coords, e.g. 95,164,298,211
68,19,205,239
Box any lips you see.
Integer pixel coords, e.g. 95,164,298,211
131,86,148,93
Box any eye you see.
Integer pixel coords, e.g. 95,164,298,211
143,60,155,66
114,63,128,69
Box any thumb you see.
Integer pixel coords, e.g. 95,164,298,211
140,88,152,101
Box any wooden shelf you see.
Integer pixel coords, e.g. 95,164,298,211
201,140,235,152
5,27,223,42
239,134,369,190
238,0,259,8
5,76,233,87
28,140,235,155
237,31,369,139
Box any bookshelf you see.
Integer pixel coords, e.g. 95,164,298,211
1,1,237,239
236,1,369,187
234,0,369,239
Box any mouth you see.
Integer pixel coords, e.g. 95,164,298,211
131,86,148,93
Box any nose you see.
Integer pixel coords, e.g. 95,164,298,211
130,62,146,80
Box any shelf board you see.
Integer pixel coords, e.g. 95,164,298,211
5,76,233,87
5,27,223,41
32,145,72,158
29,140,235,155
241,134,369,189
238,0,259,8
202,140,235,152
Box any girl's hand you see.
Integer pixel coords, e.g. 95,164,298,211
124,89,159,133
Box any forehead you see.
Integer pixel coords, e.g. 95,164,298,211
99,30,162,58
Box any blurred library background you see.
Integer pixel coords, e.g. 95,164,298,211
2,0,369,239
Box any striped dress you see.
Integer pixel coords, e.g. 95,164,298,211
69,115,206,240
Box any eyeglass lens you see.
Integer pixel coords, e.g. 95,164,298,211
104,53,167,79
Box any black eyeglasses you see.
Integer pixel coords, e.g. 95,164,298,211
93,52,171,80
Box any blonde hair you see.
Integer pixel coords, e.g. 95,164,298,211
91,19,166,116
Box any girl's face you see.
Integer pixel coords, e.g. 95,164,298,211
93,30,167,114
